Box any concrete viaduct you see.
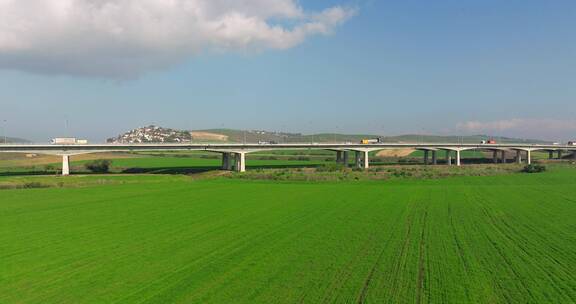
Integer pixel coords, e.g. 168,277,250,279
1,143,575,176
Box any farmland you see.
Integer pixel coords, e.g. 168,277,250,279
1,166,576,303
1,148,559,176
0,152,332,175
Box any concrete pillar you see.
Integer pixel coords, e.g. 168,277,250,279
456,150,461,166
363,151,369,169
62,155,70,176
501,151,506,164
527,150,532,165
336,151,343,164
355,151,362,168
424,150,429,165
493,151,498,163
343,151,349,167
432,151,437,165
446,151,452,166
558,151,563,159
221,153,227,170
549,151,554,160
235,153,246,172
516,150,522,164
222,153,232,170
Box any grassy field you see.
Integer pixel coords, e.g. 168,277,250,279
1,167,576,303
0,153,333,175
2,149,556,176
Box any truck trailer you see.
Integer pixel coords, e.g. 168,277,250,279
50,138,88,145
360,138,381,144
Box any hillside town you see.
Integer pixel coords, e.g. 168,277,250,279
106,125,192,143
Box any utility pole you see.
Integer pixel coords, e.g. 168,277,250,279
308,121,314,144
334,126,339,143
420,127,425,144
2,119,6,144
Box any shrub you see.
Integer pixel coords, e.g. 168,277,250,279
287,156,311,161
85,159,112,173
199,155,219,159
44,164,58,174
316,164,345,172
522,164,547,173
23,182,49,189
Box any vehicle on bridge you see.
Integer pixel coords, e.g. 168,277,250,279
481,140,497,144
258,141,278,145
50,138,88,145
568,141,576,146
360,138,381,144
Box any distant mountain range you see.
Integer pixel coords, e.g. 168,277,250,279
202,129,550,144
108,126,550,144
1,136,30,144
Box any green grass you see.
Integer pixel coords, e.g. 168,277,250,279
408,150,486,158
1,168,576,303
4,149,561,176
0,155,332,175
92,156,329,170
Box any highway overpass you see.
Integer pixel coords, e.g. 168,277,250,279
1,143,575,175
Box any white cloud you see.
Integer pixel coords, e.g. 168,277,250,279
457,118,576,140
0,0,355,78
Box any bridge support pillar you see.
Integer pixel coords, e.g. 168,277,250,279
456,150,461,166
424,150,429,165
336,151,343,164
62,155,70,176
221,153,233,170
355,151,362,169
558,151,563,159
343,151,349,167
363,151,369,169
549,151,554,160
527,150,532,165
493,151,498,163
235,153,246,172
501,151,507,164
446,151,452,166
516,150,522,164
432,151,437,165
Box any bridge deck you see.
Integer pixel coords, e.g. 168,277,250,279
1,143,574,175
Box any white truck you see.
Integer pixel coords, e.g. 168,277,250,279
568,141,576,146
50,138,88,145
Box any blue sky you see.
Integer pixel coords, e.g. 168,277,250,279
1,0,575,142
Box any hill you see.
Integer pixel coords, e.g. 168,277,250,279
198,129,549,144
384,134,550,144
107,125,192,143
109,126,550,144
1,136,30,144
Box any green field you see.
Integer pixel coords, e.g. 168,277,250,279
2,148,559,176
77,157,328,170
0,154,333,175
408,150,486,158
1,167,576,303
